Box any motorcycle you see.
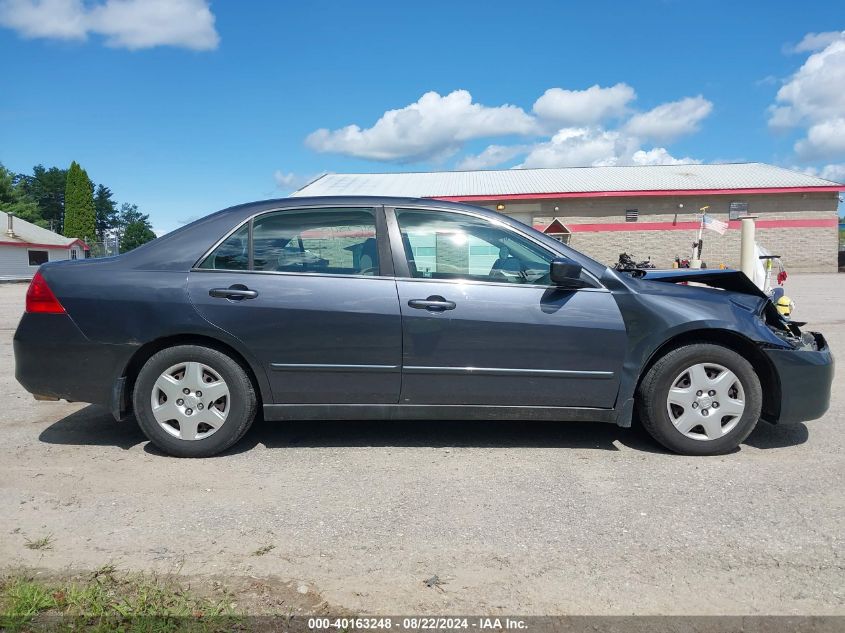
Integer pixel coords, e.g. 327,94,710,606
614,252,656,270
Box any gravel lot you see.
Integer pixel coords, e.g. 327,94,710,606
1,275,843,615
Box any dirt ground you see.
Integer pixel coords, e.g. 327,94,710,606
1,275,843,615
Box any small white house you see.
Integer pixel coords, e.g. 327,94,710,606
0,211,88,281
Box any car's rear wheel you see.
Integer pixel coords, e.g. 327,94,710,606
637,343,762,455
133,345,256,457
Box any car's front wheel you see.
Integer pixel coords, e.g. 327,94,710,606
133,345,257,457
637,343,762,455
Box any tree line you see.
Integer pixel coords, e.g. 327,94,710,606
0,161,157,253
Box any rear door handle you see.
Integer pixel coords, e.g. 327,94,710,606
209,285,258,300
408,296,456,312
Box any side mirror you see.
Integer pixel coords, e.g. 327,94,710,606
550,258,584,287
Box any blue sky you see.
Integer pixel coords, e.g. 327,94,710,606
1,0,843,233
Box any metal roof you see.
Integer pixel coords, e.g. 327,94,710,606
292,163,843,200
0,211,81,247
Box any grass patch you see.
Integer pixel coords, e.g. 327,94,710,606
251,544,275,557
23,535,54,551
0,568,240,632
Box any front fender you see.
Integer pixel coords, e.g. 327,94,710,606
609,283,780,427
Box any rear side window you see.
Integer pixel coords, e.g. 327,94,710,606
198,208,379,276
198,224,249,270
253,208,378,275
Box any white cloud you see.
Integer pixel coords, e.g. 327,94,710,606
797,163,845,184
755,75,779,87
532,83,635,126
0,0,219,50
820,163,845,183
769,35,845,129
0,0,86,39
88,0,219,50
517,127,698,169
455,144,530,170
273,170,325,192
794,118,845,160
273,171,300,188
519,128,629,168
624,96,713,143
304,86,709,170
631,147,700,166
305,90,538,163
768,32,845,160
789,30,845,53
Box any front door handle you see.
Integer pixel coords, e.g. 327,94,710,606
408,296,456,312
209,285,258,300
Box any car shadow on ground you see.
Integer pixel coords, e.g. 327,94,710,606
744,420,810,449
38,405,146,450
39,404,809,457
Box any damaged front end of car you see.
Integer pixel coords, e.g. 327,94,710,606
633,267,821,350
759,299,822,351
629,267,834,424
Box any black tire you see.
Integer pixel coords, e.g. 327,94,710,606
133,345,257,457
637,343,762,455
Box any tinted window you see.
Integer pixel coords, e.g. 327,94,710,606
395,209,554,285
198,224,249,270
253,208,378,275
198,209,380,275
28,250,48,266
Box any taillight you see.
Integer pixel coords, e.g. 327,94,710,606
26,271,65,314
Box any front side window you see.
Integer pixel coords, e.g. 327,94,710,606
395,209,555,285
198,208,379,276
28,250,48,266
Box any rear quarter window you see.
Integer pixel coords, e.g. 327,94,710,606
197,224,249,270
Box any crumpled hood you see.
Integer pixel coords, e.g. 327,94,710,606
629,268,767,299
621,267,810,343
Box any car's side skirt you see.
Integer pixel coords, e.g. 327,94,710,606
262,403,616,423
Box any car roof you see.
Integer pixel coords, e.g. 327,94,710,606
212,195,493,217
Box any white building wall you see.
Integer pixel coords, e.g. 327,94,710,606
0,245,73,279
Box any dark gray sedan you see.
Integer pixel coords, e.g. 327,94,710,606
14,197,833,457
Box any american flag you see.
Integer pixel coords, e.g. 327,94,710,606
702,214,728,235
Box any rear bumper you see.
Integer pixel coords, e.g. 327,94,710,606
14,312,130,408
764,332,834,424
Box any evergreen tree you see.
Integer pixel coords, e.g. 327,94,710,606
63,161,97,243
94,184,118,240
0,164,14,204
117,202,157,252
16,165,67,232
0,163,42,226
120,220,157,252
